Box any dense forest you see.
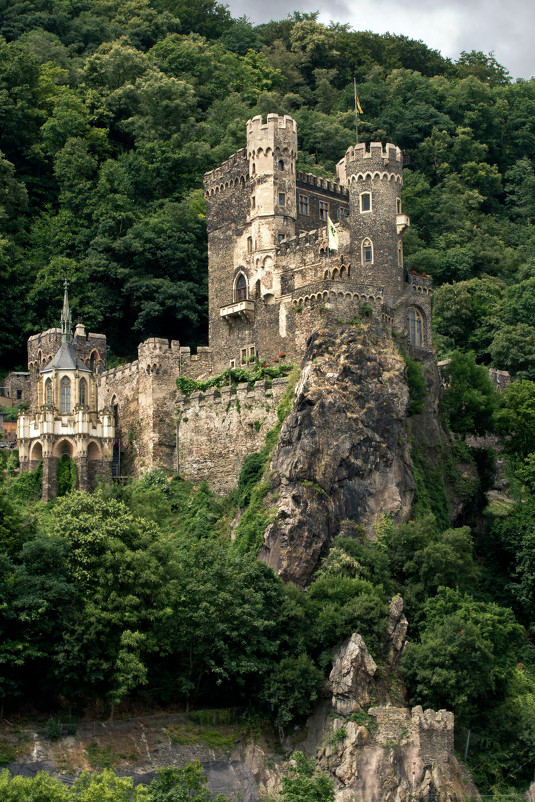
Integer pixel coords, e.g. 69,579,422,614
2,0,535,799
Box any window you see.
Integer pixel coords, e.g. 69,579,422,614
241,348,247,365
278,233,285,244
362,238,373,264
45,378,52,406
360,192,371,212
298,195,309,215
61,377,71,414
16,389,22,400
397,198,401,214
247,236,252,254
319,201,329,221
398,242,403,267
407,307,424,347
337,207,346,219
79,378,87,406
235,273,247,301
279,192,285,205
249,345,256,359
230,359,236,368
252,163,256,175
251,196,255,209
278,159,285,171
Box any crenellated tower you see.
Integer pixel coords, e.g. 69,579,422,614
337,143,410,306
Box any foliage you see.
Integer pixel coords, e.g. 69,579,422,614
494,379,535,457
260,654,323,732
441,350,496,435
402,352,426,415
177,361,294,395
56,455,77,497
279,752,334,802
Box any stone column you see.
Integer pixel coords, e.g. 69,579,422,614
42,456,58,502
76,455,89,492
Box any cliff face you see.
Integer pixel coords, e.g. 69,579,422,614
259,323,415,585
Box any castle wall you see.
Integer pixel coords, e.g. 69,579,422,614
295,172,349,233
177,377,289,493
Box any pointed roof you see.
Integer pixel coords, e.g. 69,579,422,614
41,341,91,374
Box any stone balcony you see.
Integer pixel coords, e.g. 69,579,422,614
220,299,255,325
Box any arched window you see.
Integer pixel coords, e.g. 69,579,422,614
362,238,373,264
61,377,71,414
79,378,87,406
45,378,52,406
406,307,424,347
278,159,285,171
235,273,247,302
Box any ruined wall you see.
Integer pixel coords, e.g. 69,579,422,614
177,378,289,493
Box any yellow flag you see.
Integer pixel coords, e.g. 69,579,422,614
355,89,363,115
327,215,338,251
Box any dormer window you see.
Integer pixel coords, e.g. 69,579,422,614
235,273,247,302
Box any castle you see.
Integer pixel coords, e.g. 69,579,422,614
17,114,432,500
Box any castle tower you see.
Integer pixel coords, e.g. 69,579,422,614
337,143,410,306
204,114,298,372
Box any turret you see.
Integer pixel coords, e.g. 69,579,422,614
337,142,410,305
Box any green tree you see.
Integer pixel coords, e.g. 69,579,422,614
494,379,535,457
441,350,496,435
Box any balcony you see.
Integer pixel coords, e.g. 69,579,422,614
220,299,255,325
396,213,410,235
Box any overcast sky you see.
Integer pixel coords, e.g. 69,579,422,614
227,0,535,81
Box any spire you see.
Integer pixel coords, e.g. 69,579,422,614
61,279,72,343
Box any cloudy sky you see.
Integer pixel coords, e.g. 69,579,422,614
226,0,535,80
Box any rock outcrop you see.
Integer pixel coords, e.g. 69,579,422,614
259,323,415,584
302,626,481,802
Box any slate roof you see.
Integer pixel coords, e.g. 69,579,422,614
41,342,92,374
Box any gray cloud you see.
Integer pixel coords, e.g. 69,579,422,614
229,0,535,79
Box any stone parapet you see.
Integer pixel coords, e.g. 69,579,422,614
296,171,348,197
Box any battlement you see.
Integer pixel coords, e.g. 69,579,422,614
408,274,433,297
247,114,297,136
177,376,289,411
278,226,329,254
203,148,248,188
296,171,348,197
138,338,181,358
100,360,140,383
337,142,403,184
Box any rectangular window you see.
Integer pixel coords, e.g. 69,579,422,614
361,193,371,212
396,198,401,214
279,192,285,205
278,233,285,243
251,196,255,209
230,359,236,368
298,195,309,215
241,348,247,365
247,236,252,253
337,207,346,219
364,246,372,263
16,390,22,400
319,201,329,221
249,346,256,359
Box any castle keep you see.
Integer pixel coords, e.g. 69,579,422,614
18,115,432,499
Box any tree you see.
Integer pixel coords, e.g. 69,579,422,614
490,324,535,380
279,752,334,802
494,379,535,457
148,762,227,802
441,350,496,435
402,588,523,724
261,654,323,732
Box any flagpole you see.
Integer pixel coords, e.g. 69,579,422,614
354,76,359,145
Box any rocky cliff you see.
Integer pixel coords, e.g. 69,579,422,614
259,323,415,585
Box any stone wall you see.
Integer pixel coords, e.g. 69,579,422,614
0,372,31,405
177,377,289,493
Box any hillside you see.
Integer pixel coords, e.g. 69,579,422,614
2,1,535,800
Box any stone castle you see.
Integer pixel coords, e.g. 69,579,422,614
17,114,432,500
